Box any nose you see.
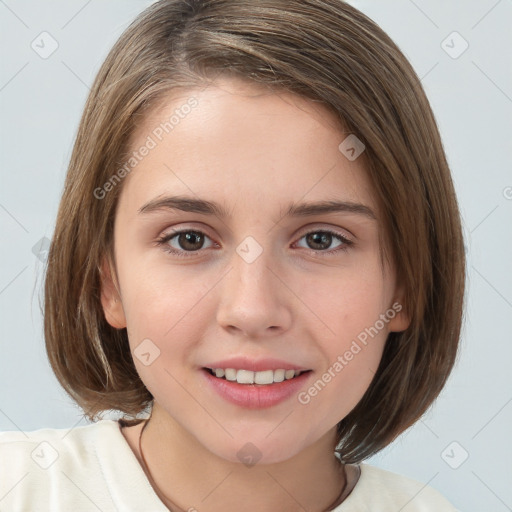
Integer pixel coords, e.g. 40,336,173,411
215,241,293,339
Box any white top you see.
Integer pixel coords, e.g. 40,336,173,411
0,420,459,511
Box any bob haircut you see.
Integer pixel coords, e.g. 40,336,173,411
44,0,465,463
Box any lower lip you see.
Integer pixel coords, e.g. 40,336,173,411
201,368,313,409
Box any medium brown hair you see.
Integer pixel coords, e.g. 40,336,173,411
44,0,465,463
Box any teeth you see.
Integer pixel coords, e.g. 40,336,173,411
273,369,285,382
255,370,275,384
237,369,256,384
225,368,237,381
209,368,305,385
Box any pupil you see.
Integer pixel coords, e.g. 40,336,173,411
308,232,330,250
181,232,203,250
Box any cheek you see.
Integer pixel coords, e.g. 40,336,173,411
121,266,214,385
296,264,390,406
299,318,388,430
300,259,390,339
120,259,203,333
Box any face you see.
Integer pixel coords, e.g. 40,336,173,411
101,76,409,465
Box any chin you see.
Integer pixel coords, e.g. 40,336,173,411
204,435,306,467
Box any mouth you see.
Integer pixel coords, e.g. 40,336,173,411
203,367,313,385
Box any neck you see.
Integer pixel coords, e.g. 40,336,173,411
136,402,348,512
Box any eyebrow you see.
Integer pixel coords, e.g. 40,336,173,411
138,195,377,220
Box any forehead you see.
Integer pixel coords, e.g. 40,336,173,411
119,77,376,218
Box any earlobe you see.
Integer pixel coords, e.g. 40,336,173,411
388,304,411,332
99,256,127,329
388,285,411,333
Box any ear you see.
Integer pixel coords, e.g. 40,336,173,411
99,255,127,329
387,284,411,333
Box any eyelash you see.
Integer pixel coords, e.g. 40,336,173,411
155,227,354,259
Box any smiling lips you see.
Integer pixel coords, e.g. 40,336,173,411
201,356,313,408
205,367,309,385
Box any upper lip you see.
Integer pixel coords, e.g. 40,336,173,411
203,357,311,372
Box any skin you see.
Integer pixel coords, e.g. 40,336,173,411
100,76,410,512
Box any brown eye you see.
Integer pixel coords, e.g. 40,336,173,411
156,227,353,259
305,232,334,250
295,230,353,254
156,229,214,258
175,231,205,251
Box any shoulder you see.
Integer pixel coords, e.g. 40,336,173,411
0,420,121,511
335,463,460,511
0,419,114,469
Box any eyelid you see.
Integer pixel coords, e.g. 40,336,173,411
162,222,357,240
295,222,355,242
159,221,355,242
158,223,217,243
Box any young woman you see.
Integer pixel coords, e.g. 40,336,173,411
0,1,465,510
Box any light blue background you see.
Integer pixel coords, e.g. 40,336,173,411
1,1,511,511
